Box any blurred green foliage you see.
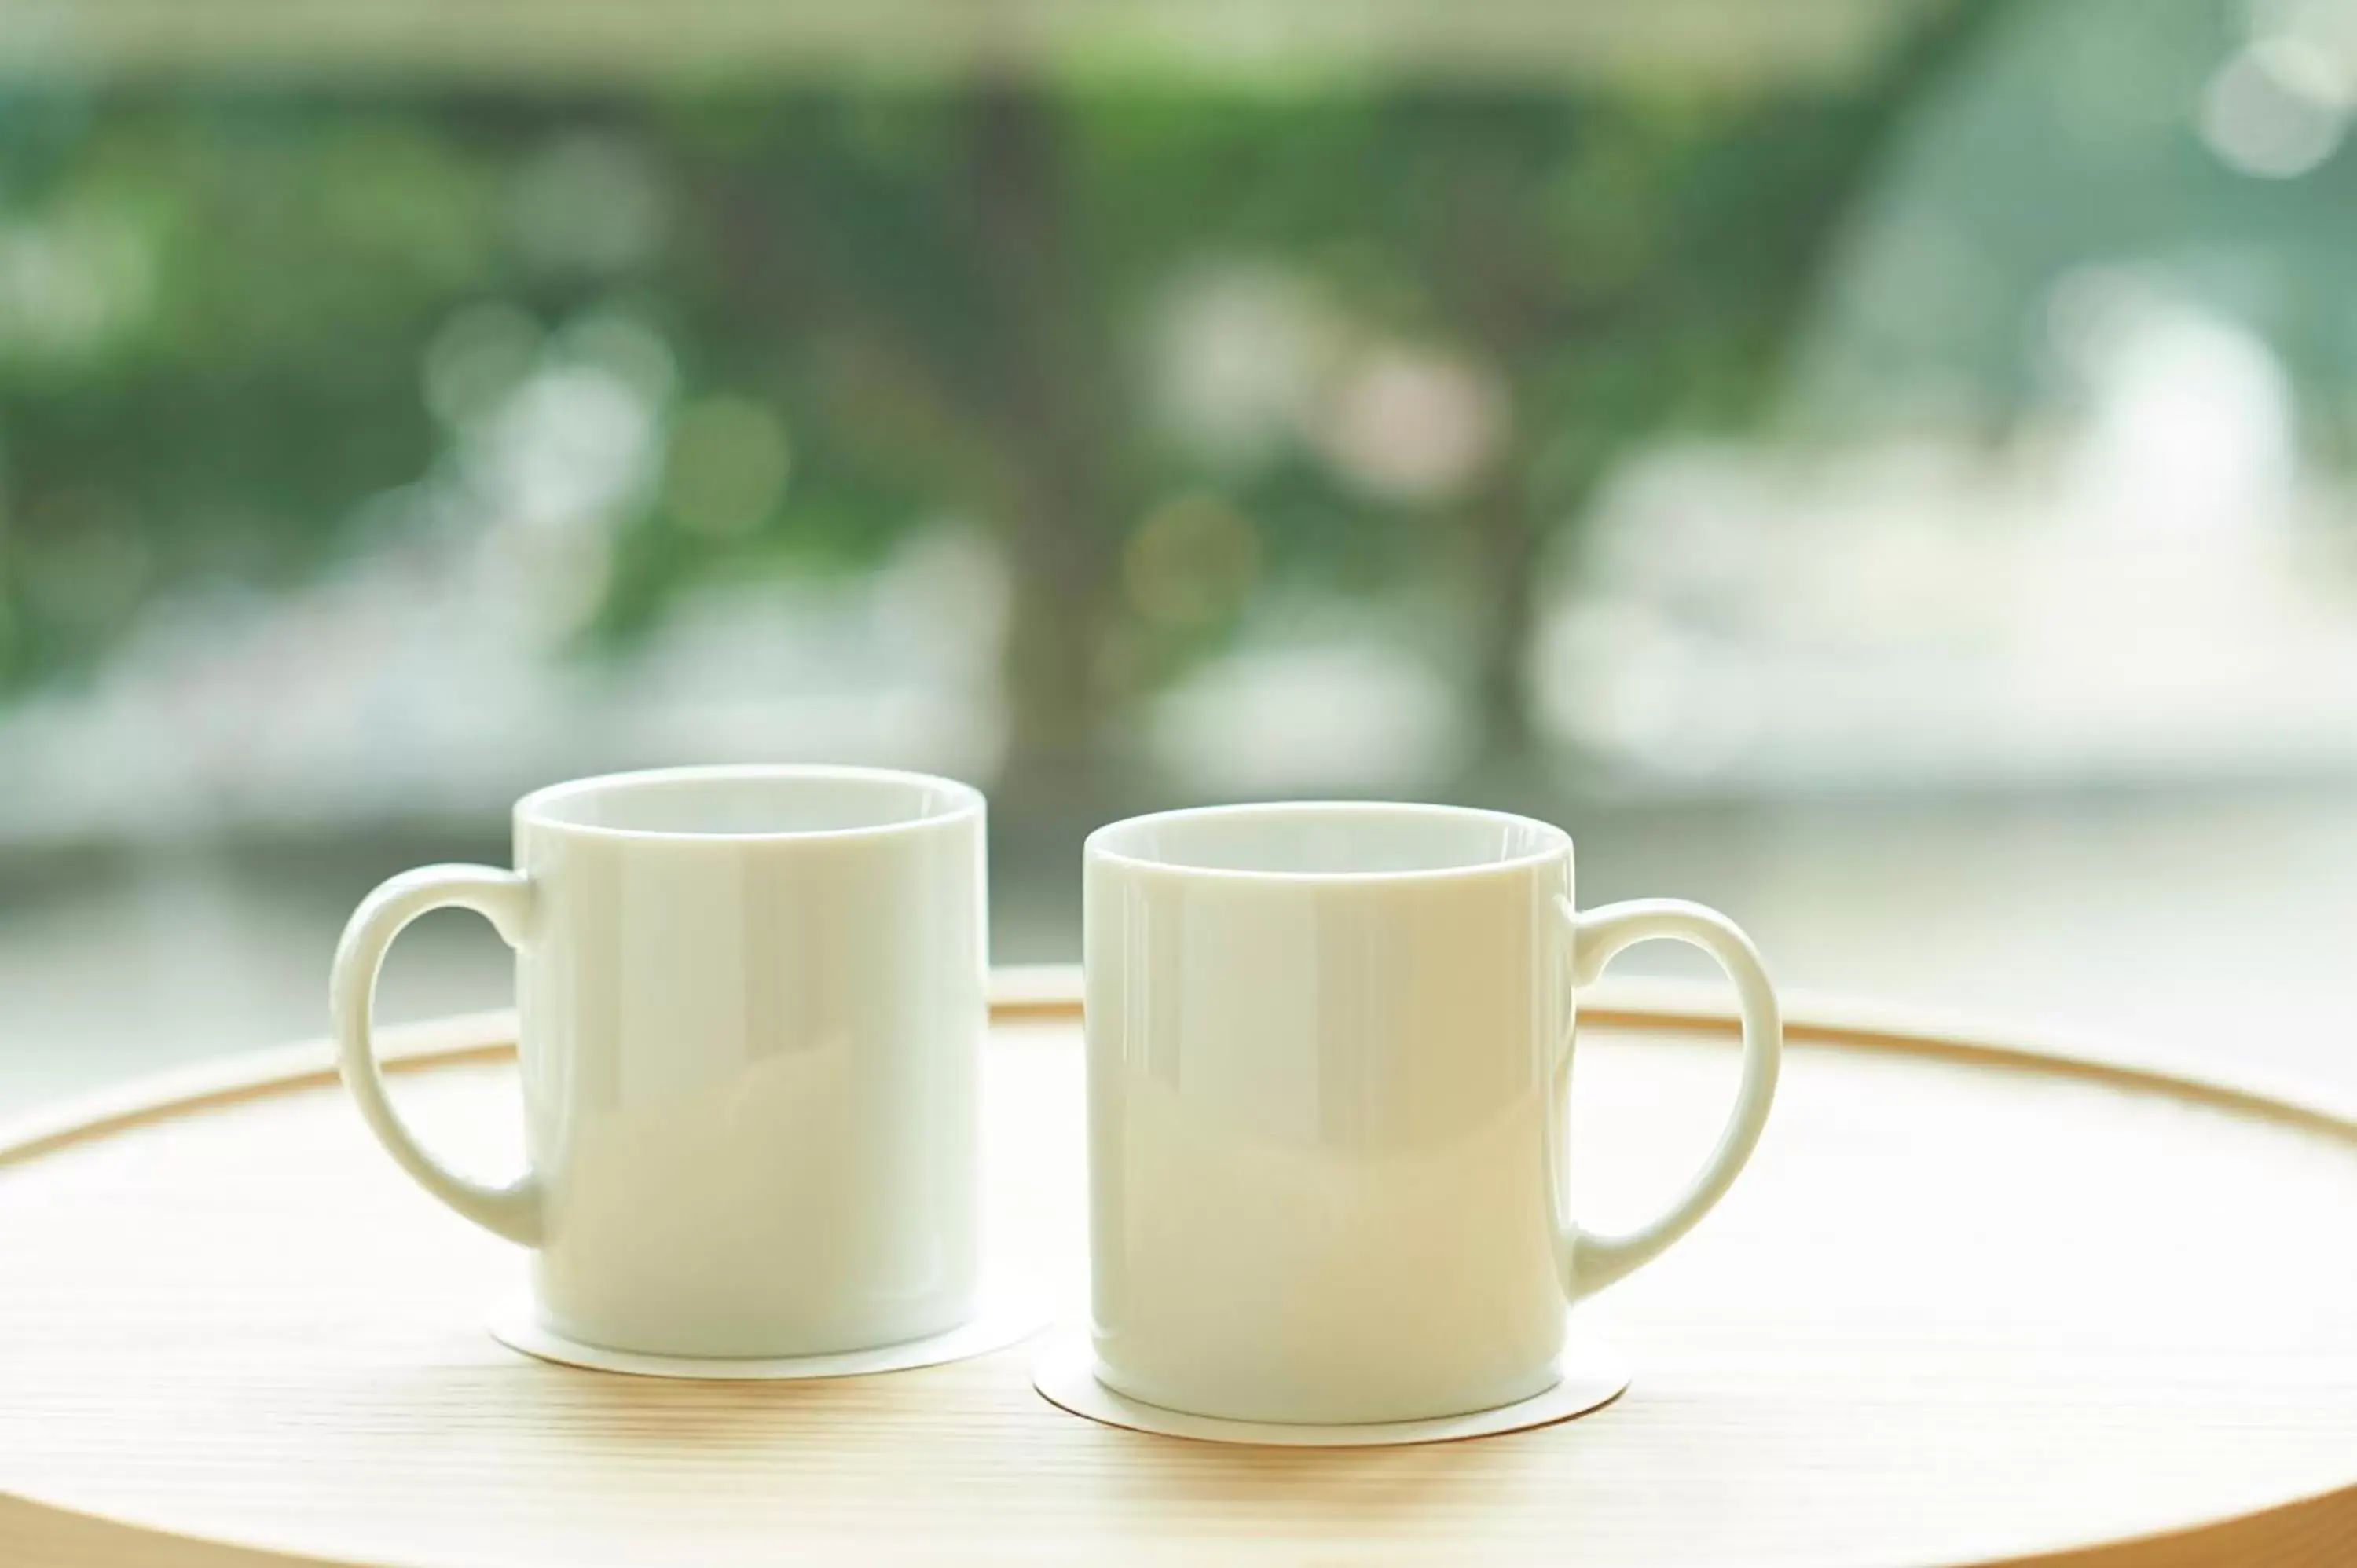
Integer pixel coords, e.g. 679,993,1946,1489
1802,0,2357,458
0,2,1987,782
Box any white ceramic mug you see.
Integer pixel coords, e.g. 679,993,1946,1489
331,764,987,1360
1083,800,1780,1425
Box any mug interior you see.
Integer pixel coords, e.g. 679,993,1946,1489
521,767,978,838
1090,802,1565,877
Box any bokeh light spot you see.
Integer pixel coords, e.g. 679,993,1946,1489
511,134,666,275
2198,37,2352,178
663,396,794,538
1316,347,1507,505
559,310,677,407
1123,493,1262,628
423,303,543,430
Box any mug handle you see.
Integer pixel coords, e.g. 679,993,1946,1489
1556,896,1781,1299
329,864,544,1246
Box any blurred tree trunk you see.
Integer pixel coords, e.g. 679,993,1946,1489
698,87,1124,807
1461,452,1612,779
1464,467,1552,772
963,85,1123,808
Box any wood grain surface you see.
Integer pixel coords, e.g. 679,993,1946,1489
1,971,2353,1567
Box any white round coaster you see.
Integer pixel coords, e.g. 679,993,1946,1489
1031,1328,1629,1446
490,1284,1047,1381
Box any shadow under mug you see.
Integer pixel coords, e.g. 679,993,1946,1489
330,764,988,1360
1083,800,1781,1426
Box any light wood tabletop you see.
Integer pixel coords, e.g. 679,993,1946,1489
2,969,2353,1566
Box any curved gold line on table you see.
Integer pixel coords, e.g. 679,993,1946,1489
1,967,2352,1568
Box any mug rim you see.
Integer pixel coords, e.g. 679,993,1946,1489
515,763,984,844
1086,799,1571,884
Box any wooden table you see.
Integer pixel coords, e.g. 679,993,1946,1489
2,970,2353,1566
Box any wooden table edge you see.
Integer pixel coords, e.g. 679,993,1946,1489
4,964,2354,1568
